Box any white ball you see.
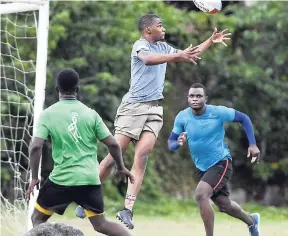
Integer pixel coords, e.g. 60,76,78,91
193,0,222,14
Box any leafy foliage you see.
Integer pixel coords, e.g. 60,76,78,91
2,1,287,205
36,1,288,203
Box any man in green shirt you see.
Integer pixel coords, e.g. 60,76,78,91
26,69,133,236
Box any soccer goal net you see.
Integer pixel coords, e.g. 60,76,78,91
0,0,49,234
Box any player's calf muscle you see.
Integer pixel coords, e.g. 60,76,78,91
31,210,50,227
215,200,232,213
90,216,130,236
133,154,149,170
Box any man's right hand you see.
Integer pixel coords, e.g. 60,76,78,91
178,45,201,64
118,167,135,184
26,178,40,201
177,132,187,146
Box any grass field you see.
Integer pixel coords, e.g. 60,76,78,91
50,200,288,236
2,200,288,236
53,214,288,236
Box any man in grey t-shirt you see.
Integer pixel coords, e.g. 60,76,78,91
76,14,231,229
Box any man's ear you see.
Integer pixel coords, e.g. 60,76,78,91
205,96,208,103
146,26,152,34
55,85,59,92
76,86,80,93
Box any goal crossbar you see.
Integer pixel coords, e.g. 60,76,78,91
0,3,40,14
0,0,48,14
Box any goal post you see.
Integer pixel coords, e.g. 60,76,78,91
29,0,49,231
0,0,49,233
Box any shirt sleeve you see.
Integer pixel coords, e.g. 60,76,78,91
165,43,178,54
132,40,151,57
172,112,185,135
94,112,112,140
215,106,236,122
35,111,49,140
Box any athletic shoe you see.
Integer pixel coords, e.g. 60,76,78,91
249,213,261,236
116,208,134,229
75,205,86,219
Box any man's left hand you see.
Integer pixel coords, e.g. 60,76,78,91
247,144,260,164
211,27,231,47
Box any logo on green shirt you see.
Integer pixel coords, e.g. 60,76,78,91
67,112,82,143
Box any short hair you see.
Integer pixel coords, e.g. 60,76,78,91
56,69,79,93
138,14,160,32
24,222,84,236
190,83,207,95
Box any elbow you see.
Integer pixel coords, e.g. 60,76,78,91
168,140,181,151
241,113,251,125
167,140,171,150
108,141,120,151
29,144,41,156
143,58,152,65
167,140,175,151
245,113,251,121
141,56,154,65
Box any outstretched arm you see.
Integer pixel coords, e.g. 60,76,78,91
181,28,231,58
138,47,200,65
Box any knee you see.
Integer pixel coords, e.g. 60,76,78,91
194,191,210,203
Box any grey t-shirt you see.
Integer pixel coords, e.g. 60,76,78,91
122,38,177,103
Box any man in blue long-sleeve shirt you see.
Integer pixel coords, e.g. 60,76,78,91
168,83,261,236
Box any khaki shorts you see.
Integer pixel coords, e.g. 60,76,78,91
114,101,163,141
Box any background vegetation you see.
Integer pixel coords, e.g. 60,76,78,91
1,1,288,208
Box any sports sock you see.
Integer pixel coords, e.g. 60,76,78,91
124,194,136,211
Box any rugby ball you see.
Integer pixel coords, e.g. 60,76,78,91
193,0,222,14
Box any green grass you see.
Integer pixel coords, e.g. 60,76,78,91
54,200,288,236
63,198,288,221
2,199,288,236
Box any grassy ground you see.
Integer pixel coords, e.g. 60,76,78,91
54,216,287,236
54,200,288,236
2,200,288,236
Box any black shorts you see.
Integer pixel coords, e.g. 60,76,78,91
195,159,233,200
35,178,104,217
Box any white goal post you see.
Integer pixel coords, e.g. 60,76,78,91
0,0,49,233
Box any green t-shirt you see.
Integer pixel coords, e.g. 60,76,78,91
35,99,111,186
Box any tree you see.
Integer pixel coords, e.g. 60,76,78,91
2,1,287,205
